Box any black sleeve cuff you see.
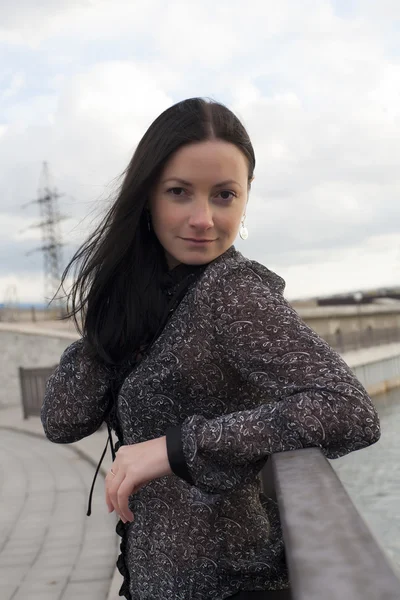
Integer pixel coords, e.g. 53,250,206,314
165,424,194,486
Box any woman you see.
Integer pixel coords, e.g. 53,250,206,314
41,97,381,600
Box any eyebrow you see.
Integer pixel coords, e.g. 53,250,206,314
162,177,242,188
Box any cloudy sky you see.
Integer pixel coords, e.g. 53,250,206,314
1,0,399,304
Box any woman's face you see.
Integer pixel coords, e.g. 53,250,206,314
149,139,251,268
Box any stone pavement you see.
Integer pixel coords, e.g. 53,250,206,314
0,407,123,600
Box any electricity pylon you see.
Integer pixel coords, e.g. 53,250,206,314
21,162,69,315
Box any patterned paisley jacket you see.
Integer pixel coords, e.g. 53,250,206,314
41,245,381,600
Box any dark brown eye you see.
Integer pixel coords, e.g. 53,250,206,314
217,191,236,202
168,187,186,196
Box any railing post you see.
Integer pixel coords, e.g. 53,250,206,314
18,366,28,420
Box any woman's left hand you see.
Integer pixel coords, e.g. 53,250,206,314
105,436,173,523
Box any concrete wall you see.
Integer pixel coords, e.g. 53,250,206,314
295,303,400,336
343,343,400,398
0,327,79,409
2,320,399,413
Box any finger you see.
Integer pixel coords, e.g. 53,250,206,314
109,472,126,520
105,468,118,512
105,478,114,513
117,478,135,523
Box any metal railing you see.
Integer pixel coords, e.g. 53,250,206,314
19,365,400,597
18,365,58,419
258,449,400,599
0,306,65,322
323,327,400,353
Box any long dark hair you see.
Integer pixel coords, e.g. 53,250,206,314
57,97,256,365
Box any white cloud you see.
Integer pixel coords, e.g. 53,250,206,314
2,72,25,99
0,0,400,302
277,232,400,299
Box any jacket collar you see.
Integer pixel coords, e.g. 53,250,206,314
159,245,237,296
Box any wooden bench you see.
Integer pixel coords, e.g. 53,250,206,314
19,365,58,419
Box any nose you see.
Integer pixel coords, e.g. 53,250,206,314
187,200,214,230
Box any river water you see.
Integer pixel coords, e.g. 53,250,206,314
330,389,400,576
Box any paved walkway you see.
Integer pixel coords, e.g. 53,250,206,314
1,319,399,599
0,408,123,600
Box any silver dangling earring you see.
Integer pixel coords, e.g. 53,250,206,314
239,215,248,240
146,210,152,232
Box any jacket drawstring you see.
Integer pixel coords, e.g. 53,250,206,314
86,267,206,517
86,422,116,516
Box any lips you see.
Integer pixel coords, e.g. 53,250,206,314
182,238,215,242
